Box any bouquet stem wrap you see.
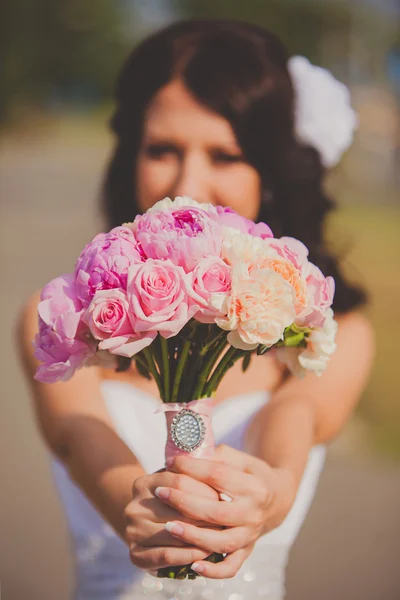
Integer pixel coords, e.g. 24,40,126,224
155,397,215,461
154,397,224,579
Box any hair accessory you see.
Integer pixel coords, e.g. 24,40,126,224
288,55,358,168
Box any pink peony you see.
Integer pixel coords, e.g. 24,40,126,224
191,257,232,324
132,207,222,273
265,236,309,272
297,263,335,328
216,205,273,239
34,274,93,383
214,263,296,350
86,289,154,357
74,226,143,307
127,259,196,338
266,237,335,327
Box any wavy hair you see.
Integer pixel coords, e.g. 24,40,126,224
104,19,366,313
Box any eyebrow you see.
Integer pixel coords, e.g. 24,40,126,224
143,133,241,152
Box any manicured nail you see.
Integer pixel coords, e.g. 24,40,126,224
154,486,170,500
219,493,233,502
165,521,184,535
166,457,175,468
191,562,205,573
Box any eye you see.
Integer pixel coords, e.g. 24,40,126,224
211,150,244,165
144,143,179,159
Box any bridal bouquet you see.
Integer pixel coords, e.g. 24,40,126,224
34,196,337,578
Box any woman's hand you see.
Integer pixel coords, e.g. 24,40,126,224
124,468,223,572
153,444,297,578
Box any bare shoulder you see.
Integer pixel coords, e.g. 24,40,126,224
335,310,375,352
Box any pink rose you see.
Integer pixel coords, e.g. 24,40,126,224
216,206,273,239
34,275,93,383
86,289,154,357
127,259,195,338
133,207,222,272
191,257,232,324
74,226,143,307
298,263,335,328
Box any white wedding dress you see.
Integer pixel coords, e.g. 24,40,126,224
51,380,326,600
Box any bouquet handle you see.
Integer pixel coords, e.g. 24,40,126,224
155,397,226,579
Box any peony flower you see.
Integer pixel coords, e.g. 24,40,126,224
297,263,335,328
191,257,232,324
214,263,296,350
265,236,335,328
288,55,358,168
275,308,338,377
147,196,217,214
127,259,196,338
86,289,154,357
248,254,309,316
265,236,309,272
34,274,93,383
215,206,273,239
221,228,279,267
74,226,143,308
133,206,222,273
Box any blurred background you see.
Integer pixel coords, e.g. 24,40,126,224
1,1,399,599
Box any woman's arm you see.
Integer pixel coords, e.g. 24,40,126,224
17,293,146,541
18,293,222,558
245,310,375,489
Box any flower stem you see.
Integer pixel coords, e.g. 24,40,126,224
191,335,228,399
160,336,170,403
204,346,245,397
170,324,197,403
142,347,163,398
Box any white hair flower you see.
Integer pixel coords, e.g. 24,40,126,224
288,55,358,168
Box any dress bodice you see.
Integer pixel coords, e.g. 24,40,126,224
51,380,326,600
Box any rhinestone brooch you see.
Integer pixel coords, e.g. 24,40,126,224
170,409,206,452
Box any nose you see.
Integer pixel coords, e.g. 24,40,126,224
171,153,211,204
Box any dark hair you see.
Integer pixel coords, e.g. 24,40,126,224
104,19,366,313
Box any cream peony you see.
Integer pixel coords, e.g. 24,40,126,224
147,196,218,215
221,228,279,267
213,263,296,351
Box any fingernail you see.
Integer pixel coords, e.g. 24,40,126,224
166,457,175,468
154,486,170,500
219,493,233,502
165,521,184,535
191,562,205,573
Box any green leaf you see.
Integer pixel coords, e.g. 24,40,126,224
242,352,252,372
257,344,269,356
135,358,152,380
116,356,132,372
284,332,305,347
290,323,312,334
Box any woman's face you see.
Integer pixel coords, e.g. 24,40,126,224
135,79,261,220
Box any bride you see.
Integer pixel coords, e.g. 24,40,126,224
19,19,374,600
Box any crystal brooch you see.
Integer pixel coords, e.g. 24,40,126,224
170,409,206,452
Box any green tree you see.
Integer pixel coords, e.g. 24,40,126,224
0,0,128,123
